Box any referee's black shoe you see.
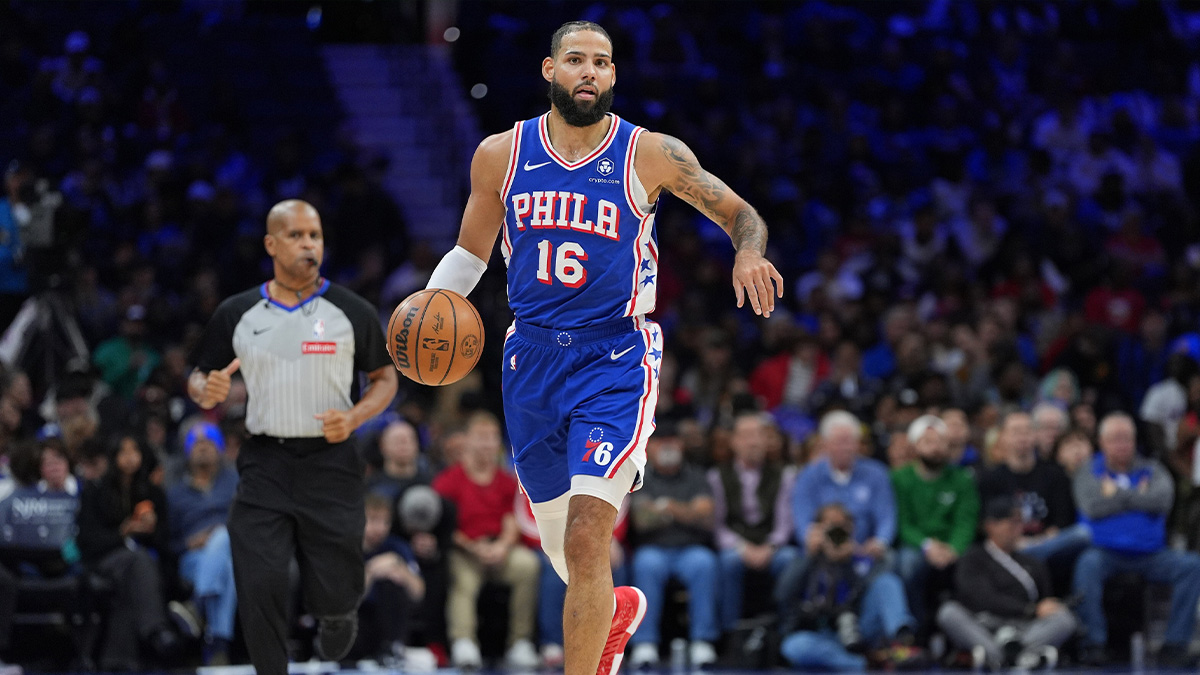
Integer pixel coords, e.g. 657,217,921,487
315,613,358,662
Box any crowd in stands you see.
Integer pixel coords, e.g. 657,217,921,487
4,0,1200,672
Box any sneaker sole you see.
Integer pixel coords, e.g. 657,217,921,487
598,587,648,675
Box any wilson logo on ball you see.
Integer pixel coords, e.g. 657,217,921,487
392,305,419,369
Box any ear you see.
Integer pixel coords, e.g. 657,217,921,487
611,61,616,88
263,233,275,257
542,56,554,83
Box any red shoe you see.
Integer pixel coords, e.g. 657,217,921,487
595,586,648,675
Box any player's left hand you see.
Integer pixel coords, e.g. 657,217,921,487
732,250,784,318
314,409,355,443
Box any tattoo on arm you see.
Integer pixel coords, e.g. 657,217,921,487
660,135,767,254
661,135,729,222
731,207,767,255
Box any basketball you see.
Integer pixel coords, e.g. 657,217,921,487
387,289,484,386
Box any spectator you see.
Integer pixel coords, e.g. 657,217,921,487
0,161,31,329
891,415,979,633
977,412,1088,583
0,439,82,675
778,504,920,671
1031,403,1069,463
940,408,980,469
936,496,1077,670
1073,413,1200,667
165,422,237,665
1139,353,1197,458
777,411,895,628
1053,429,1094,477
355,492,425,667
748,332,827,411
629,423,719,669
790,411,895,561
77,434,181,670
366,419,453,651
808,341,885,422
432,412,538,670
92,305,160,399
708,412,798,633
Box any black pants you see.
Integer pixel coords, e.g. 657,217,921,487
229,436,366,675
94,547,168,670
0,562,14,652
351,579,413,659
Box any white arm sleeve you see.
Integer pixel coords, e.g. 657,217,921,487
426,245,489,297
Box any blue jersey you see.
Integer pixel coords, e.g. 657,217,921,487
500,113,659,329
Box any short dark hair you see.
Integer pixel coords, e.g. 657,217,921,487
550,21,612,59
1052,428,1092,462
814,502,852,528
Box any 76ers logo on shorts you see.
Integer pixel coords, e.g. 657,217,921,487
596,157,614,176
581,426,614,466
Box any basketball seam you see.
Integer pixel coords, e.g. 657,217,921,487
436,290,457,386
412,291,431,385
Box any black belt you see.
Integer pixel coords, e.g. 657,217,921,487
247,434,337,452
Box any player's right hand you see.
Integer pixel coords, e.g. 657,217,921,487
202,358,240,407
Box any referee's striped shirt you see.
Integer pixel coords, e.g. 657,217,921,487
190,280,391,438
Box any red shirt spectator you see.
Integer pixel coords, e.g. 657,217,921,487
1085,283,1146,334
433,463,517,540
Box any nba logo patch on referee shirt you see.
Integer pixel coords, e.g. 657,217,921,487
312,319,325,338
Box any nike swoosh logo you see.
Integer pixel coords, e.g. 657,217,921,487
253,327,271,335
610,345,636,360
524,160,552,171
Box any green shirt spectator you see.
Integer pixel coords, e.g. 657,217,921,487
92,305,160,399
891,414,981,634
892,461,980,555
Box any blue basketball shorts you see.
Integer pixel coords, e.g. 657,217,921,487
502,316,663,504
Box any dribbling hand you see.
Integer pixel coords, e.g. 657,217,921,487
201,358,240,409
732,250,784,318
314,409,354,443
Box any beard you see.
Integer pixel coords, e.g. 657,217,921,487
548,79,614,127
919,455,948,472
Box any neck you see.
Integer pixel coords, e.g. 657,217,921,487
271,272,321,302
466,462,495,483
1007,452,1035,473
988,538,1014,555
191,464,216,486
546,110,611,160
735,457,761,472
915,462,942,480
384,458,417,478
1108,458,1133,474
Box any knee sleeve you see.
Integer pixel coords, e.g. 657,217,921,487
530,492,571,584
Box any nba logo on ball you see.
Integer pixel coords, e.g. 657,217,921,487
596,158,614,176
312,319,325,339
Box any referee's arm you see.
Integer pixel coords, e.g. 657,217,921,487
312,364,397,443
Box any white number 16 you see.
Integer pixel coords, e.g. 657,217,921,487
537,240,588,288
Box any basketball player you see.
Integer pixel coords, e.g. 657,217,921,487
425,21,783,675
188,200,398,675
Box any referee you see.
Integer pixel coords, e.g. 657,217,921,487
187,199,398,675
